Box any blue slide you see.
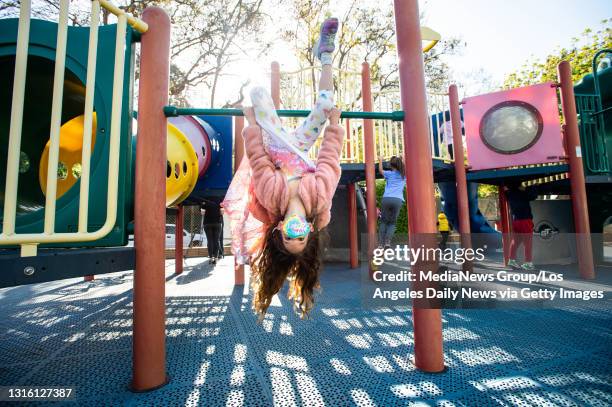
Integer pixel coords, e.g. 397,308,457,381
438,182,502,250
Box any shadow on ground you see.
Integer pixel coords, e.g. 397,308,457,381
0,260,611,406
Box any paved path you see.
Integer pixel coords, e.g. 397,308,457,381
0,257,610,406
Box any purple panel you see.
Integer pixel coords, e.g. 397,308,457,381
168,116,209,177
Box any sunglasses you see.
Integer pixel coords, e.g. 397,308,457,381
275,217,312,241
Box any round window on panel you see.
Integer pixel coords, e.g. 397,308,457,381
479,101,543,154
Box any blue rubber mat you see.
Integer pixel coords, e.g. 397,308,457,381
0,261,610,406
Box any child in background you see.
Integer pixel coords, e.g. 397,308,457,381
437,212,450,250
438,112,464,160
202,199,224,265
377,155,406,248
505,182,538,270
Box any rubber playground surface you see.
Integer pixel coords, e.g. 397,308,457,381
0,257,610,406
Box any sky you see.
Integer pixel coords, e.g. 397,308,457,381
421,0,611,96
206,0,611,106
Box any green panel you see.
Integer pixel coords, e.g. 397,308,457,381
574,61,612,175
575,94,610,174
0,19,135,247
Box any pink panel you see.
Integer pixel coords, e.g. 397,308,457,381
463,83,565,171
168,116,209,177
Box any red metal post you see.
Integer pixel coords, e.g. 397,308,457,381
361,62,378,265
345,118,351,159
498,186,511,265
558,61,595,279
233,116,245,285
132,7,170,391
449,85,472,270
175,205,184,275
271,61,281,109
348,183,359,269
234,116,245,171
394,0,445,373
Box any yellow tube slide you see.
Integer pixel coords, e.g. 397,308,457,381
39,115,199,208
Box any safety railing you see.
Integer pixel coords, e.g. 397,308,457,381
575,93,610,174
277,65,454,165
0,0,146,256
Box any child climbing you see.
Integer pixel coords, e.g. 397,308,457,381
223,18,344,318
377,155,406,248
438,112,464,160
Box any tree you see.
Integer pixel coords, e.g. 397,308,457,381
0,0,268,107
277,0,462,109
504,19,612,89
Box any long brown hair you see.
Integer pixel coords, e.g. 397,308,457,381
250,219,328,319
389,156,405,177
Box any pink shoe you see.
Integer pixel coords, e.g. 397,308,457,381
314,18,338,60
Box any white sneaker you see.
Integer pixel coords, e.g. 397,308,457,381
507,259,520,269
521,262,535,271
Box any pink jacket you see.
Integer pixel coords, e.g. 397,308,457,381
244,124,345,229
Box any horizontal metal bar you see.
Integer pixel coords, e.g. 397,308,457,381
98,0,148,32
590,105,612,116
163,106,406,121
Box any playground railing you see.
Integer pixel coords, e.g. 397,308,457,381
0,0,146,256
278,66,452,164
575,93,610,174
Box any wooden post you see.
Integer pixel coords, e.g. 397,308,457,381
132,6,170,391
348,183,359,269
448,85,472,271
175,205,183,275
361,62,378,271
498,186,511,265
271,61,280,109
558,61,595,279
233,115,245,285
393,0,445,373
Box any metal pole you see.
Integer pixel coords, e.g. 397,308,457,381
449,85,472,271
132,6,170,391
394,0,445,373
558,61,595,279
233,116,245,285
498,186,511,266
361,62,378,271
164,106,405,121
348,183,359,269
234,116,245,172
271,61,281,109
345,118,351,161
175,205,184,275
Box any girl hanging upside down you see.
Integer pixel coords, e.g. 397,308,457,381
223,17,344,318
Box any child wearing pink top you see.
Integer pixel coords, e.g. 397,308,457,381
223,18,344,318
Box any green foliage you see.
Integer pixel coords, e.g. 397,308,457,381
478,184,498,198
280,0,463,102
504,19,612,89
0,0,268,107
